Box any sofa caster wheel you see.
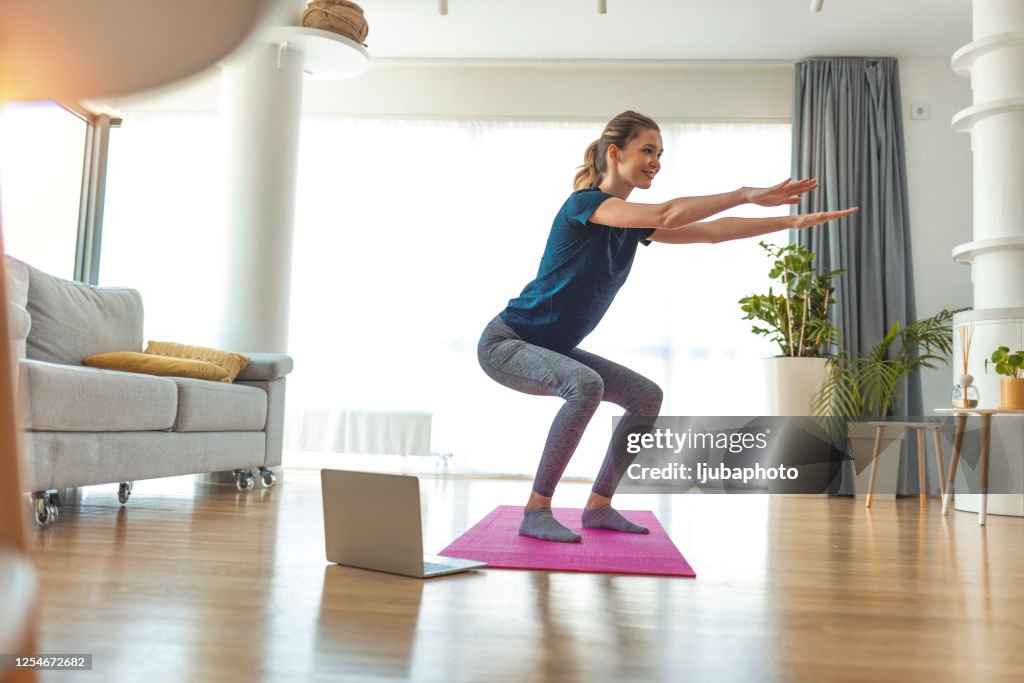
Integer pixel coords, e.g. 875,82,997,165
117,481,133,505
233,469,256,492
38,503,59,528
32,492,60,528
259,468,277,489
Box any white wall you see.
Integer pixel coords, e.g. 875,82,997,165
899,58,973,412
113,60,794,121
113,58,974,412
300,61,792,120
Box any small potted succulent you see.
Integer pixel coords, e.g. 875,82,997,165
985,346,1024,409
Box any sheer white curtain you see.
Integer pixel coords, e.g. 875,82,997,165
287,117,791,477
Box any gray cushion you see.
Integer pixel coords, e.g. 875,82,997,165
4,255,31,361
236,353,294,381
170,377,267,432
18,359,177,432
25,264,143,365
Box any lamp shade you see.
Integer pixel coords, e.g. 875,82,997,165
0,0,275,101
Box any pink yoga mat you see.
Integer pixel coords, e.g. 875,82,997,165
438,506,695,577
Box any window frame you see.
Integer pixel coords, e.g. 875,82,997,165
59,101,122,284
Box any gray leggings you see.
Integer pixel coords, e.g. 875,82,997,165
477,315,663,498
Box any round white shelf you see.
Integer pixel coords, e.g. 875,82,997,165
950,31,1024,77
951,96,1024,133
953,307,1024,323
259,25,369,80
952,235,1024,263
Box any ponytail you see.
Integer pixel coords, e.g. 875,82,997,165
573,110,660,190
573,139,605,190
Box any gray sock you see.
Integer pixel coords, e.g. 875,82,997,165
581,504,649,534
519,508,582,543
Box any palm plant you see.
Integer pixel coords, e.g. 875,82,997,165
812,309,960,422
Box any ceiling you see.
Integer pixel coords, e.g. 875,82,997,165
354,0,972,62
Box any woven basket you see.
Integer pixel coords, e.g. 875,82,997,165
302,0,369,47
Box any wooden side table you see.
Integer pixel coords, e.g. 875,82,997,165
864,421,946,509
932,408,1024,526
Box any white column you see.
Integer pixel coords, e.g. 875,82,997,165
952,0,1024,309
216,1,367,354
219,0,307,354
950,0,1024,517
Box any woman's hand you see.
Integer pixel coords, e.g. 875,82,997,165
745,178,818,206
791,206,860,229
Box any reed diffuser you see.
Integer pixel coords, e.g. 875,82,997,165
952,324,979,408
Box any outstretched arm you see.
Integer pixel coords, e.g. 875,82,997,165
648,207,859,245
589,178,819,230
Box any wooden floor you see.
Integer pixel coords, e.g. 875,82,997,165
22,470,1024,683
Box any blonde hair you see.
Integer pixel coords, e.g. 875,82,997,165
573,111,660,190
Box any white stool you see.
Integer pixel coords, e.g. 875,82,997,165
864,421,946,509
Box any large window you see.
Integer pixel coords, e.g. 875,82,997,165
0,102,87,278
97,113,790,478
99,112,227,344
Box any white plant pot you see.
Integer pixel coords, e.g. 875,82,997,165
762,357,834,495
763,357,830,417
848,423,905,502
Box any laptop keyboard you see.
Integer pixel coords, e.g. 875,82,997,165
423,561,455,573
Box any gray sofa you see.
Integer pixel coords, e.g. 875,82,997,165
4,255,293,527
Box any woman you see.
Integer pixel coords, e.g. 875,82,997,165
478,111,857,543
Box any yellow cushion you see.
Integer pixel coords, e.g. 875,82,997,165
144,341,251,382
83,352,232,383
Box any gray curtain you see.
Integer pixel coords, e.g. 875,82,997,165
791,57,921,495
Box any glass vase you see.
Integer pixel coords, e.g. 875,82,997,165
951,374,979,409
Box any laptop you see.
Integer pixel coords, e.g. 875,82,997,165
321,469,487,578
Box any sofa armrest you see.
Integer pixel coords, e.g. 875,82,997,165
236,353,294,381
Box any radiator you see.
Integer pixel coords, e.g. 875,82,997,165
284,408,432,457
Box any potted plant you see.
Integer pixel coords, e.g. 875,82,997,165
739,241,844,416
812,309,959,499
985,346,1024,409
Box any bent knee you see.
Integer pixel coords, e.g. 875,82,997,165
565,367,604,402
637,379,663,414
647,381,664,407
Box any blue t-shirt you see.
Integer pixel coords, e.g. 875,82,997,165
499,188,655,353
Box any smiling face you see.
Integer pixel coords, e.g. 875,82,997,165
609,127,663,190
